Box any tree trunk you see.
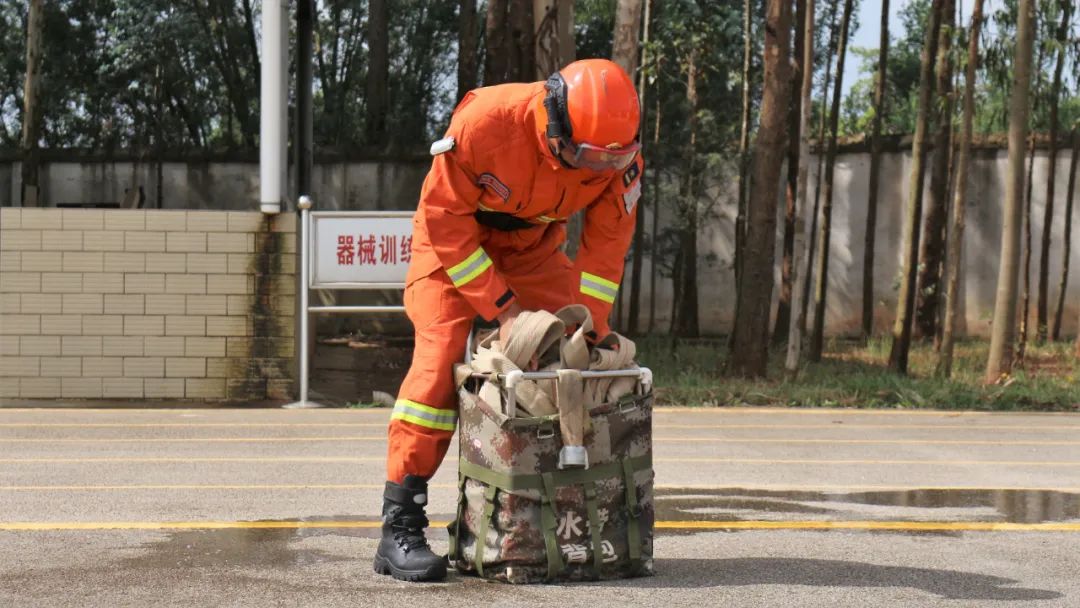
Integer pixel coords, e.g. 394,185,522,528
774,0,808,347
154,64,164,209
20,0,44,207
786,0,815,376
484,0,510,84
648,89,661,334
1075,306,1080,358
1018,133,1036,363
296,0,315,199
676,211,699,338
808,0,855,363
939,0,984,378
915,0,955,342
861,0,890,342
732,0,753,345
1018,34,1047,362
985,0,1035,383
365,0,389,146
610,0,643,332
1053,130,1079,341
241,0,261,93
458,0,479,103
1039,0,1072,343
730,0,793,376
888,0,946,374
670,246,683,336
1076,306,1080,357
534,0,575,78
675,48,699,339
510,0,536,81
800,1,840,337
627,0,651,336
485,0,535,84
1018,31,1046,362
611,0,643,75
189,0,258,147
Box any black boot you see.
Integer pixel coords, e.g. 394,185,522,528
373,475,447,582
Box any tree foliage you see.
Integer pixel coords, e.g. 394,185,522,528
843,0,1080,137
0,0,458,151
10,0,1074,151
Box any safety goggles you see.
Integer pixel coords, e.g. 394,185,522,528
561,139,641,172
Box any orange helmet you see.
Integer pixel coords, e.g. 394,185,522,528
543,59,641,171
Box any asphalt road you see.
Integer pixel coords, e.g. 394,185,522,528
1,406,1079,607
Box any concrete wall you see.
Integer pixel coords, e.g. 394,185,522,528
0,208,296,402
1,159,429,212
629,148,1080,338
2,150,1078,339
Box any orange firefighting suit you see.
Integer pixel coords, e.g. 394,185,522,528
386,82,644,483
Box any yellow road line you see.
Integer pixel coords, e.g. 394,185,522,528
652,483,1080,493
0,423,385,428
1,422,1077,431
655,438,1080,446
5,436,1076,446
0,457,380,463
651,521,1080,532
0,409,388,414
653,408,1072,417
4,483,1078,493
1,407,1066,417
1,436,383,443
0,484,398,491
2,456,1078,467
657,457,1080,466
3,519,1079,532
0,521,390,531
655,423,1080,431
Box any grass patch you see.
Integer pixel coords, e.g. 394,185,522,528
635,336,1080,411
345,401,387,409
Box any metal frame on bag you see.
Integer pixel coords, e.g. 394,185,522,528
467,369,654,419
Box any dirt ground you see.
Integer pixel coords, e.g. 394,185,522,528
310,338,412,406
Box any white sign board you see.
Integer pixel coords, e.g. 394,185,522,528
309,211,414,289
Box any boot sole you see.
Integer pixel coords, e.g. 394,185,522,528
373,553,447,582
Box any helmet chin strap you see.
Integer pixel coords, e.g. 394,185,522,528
543,72,571,140
548,140,577,170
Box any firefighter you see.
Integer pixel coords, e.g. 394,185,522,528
374,58,643,582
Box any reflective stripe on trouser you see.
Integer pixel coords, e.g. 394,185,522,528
388,226,575,483
388,272,473,484
392,399,457,431
579,271,618,304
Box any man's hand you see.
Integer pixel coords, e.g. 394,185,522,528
496,302,522,344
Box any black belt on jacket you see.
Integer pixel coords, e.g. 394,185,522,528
474,210,535,231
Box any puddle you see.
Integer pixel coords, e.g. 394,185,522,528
654,487,1080,524
123,488,1079,569
127,516,379,570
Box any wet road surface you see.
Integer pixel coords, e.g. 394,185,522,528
1,406,1078,606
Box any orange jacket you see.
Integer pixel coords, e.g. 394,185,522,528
408,82,644,336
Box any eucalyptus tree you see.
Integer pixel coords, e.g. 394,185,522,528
986,0,1037,383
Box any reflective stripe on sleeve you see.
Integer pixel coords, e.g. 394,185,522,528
446,247,493,288
579,271,618,304
391,399,457,432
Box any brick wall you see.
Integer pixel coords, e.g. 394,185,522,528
0,208,296,402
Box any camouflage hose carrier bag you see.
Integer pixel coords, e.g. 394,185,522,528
447,365,655,583
448,386,655,583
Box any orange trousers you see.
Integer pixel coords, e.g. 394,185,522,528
386,223,575,483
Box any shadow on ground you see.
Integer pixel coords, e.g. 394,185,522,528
601,558,1062,601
